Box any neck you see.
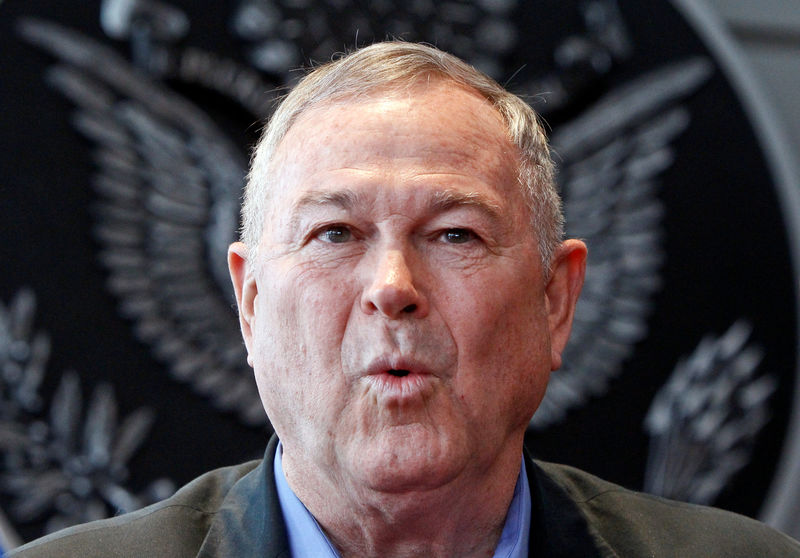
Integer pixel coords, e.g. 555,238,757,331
283,444,524,558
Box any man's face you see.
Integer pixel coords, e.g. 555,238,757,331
230,81,584,494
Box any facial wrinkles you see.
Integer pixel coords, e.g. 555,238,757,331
342,230,455,373
269,195,531,406
284,90,511,176
259,84,540,412
342,313,457,380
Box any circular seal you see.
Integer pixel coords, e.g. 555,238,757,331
0,0,797,544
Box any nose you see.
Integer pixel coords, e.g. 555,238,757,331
361,248,428,319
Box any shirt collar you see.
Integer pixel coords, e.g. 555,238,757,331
495,457,532,558
274,442,531,558
274,443,341,557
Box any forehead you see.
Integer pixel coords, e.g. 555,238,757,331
269,81,523,210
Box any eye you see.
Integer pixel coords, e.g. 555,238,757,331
317,225,353,244
441,228,476,244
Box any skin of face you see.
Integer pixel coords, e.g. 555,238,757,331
228,80,586,548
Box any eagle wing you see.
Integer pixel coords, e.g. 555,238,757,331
19,16,713,430
18,19,266,425
532,58,713,428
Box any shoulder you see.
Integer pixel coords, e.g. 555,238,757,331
8,460,261,558
536,460,800,557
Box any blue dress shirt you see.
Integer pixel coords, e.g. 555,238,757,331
274,443,531,557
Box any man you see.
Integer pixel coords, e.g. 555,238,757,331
11,42,800,557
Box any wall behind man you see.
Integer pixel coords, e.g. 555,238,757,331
685,0,800,535
705,0,800,180
1,0,800,548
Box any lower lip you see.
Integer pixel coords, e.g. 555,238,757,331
363,373,434,400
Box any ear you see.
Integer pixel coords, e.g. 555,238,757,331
228,241,258,367
544,239,587,371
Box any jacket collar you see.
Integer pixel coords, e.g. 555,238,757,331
524,448,606,558
198,435,604,558
197,435,290,558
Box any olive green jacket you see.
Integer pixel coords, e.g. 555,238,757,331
10,436,800,557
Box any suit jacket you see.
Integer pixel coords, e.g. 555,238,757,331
10,435,800,557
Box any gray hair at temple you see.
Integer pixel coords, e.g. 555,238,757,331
241,41,564,271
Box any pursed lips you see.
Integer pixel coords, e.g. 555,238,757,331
364,355,433,377
361,355,438,400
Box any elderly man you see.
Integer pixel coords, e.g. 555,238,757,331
11,42,800,558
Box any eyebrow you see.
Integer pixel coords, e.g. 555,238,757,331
288,187,505,229
292,189,367,212
429,190,504,222
288,189,367,230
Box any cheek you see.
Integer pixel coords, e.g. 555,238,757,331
251,265,356,394
444,279,550,418
444,269,547,347
259,263,355,340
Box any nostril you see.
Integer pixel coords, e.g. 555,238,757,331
402,304,417,313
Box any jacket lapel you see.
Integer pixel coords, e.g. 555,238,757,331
196,435,291,558
525,451,607,558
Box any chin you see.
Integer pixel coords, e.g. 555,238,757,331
351,425,467,493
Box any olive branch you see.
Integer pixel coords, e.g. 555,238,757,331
0,288,174,537
644,320,776,504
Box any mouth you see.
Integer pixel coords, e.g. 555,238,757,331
365,355,429,377
363,358,435,401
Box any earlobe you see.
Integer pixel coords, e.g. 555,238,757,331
544,239,587,371
228,242,258,366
